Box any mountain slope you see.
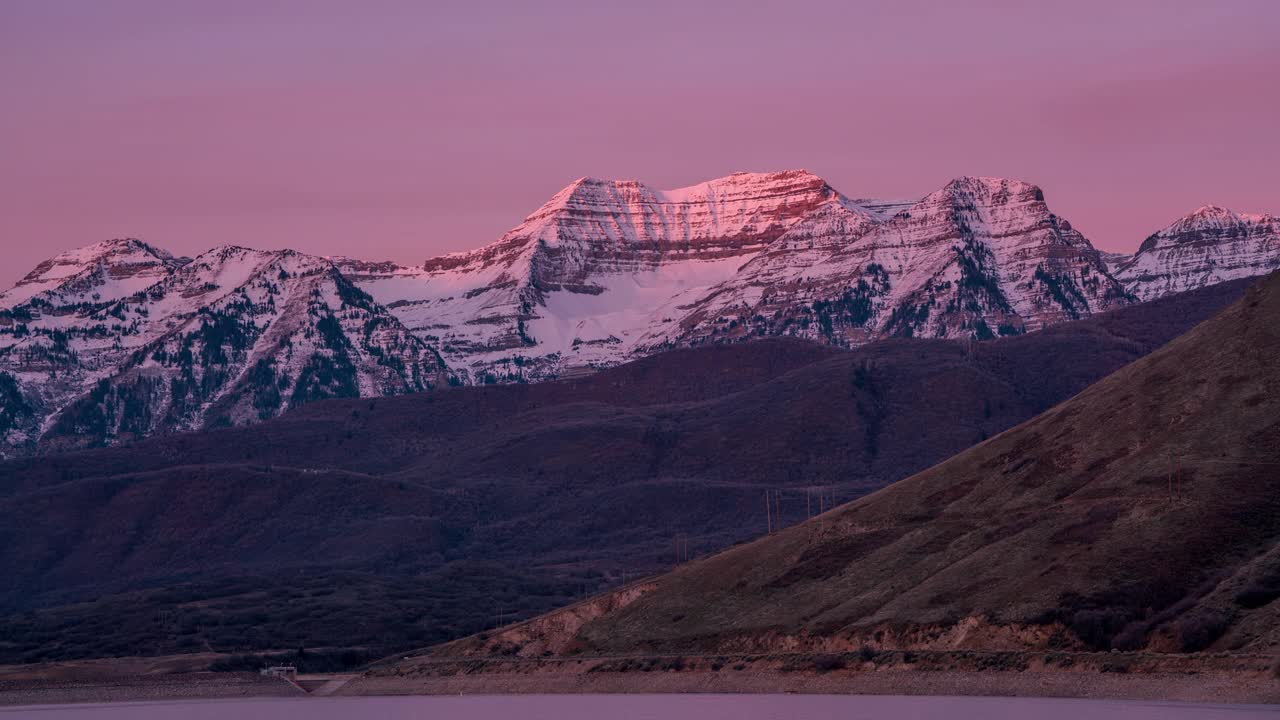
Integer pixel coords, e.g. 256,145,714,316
0,279,1253,662
448,272,1280,659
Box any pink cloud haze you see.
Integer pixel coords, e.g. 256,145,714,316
1,0,1277,285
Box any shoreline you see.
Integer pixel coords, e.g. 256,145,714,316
340,668,1280,705
4,650,1279,707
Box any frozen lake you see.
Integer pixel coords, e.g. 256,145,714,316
2,694,1276,719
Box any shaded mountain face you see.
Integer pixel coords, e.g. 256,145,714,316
444,272,1280,660
0,279,1252,662
3,172,1276,454
1114,206,1280,302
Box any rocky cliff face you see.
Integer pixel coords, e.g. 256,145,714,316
1114,206,1280,302
2,172,1276,453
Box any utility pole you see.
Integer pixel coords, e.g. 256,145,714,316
673,533,689,563
775,490,782,532
766,490,773,534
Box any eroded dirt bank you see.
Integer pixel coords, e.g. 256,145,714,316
344,650,1280,705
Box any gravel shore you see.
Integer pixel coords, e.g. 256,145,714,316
342,668,1280,704
4,653,1277,707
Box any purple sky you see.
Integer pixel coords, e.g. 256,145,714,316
2,1,1278,286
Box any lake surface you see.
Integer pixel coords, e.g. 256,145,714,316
2,695,1276,719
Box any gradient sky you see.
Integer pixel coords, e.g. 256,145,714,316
2,1,1278,286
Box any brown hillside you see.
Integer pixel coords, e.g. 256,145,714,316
447,272,1280,658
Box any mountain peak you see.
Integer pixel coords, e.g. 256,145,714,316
0,237,181,310
1159,205,1249,237
546,169,831,206
56,237,173,264
507,170,844,251
938,175,1044,201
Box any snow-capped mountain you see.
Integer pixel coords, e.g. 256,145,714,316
3,171,1277,453
346,173,1131,381
646,176,1129,352
1114,206,1280,302
339,170,847,381
0,243,447,453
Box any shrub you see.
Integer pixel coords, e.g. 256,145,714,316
1234,582,1280,609
812,654,846,673
1176,609,1229,653
1069,608,1131,650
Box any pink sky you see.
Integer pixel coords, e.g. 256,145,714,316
2,1,1278,286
